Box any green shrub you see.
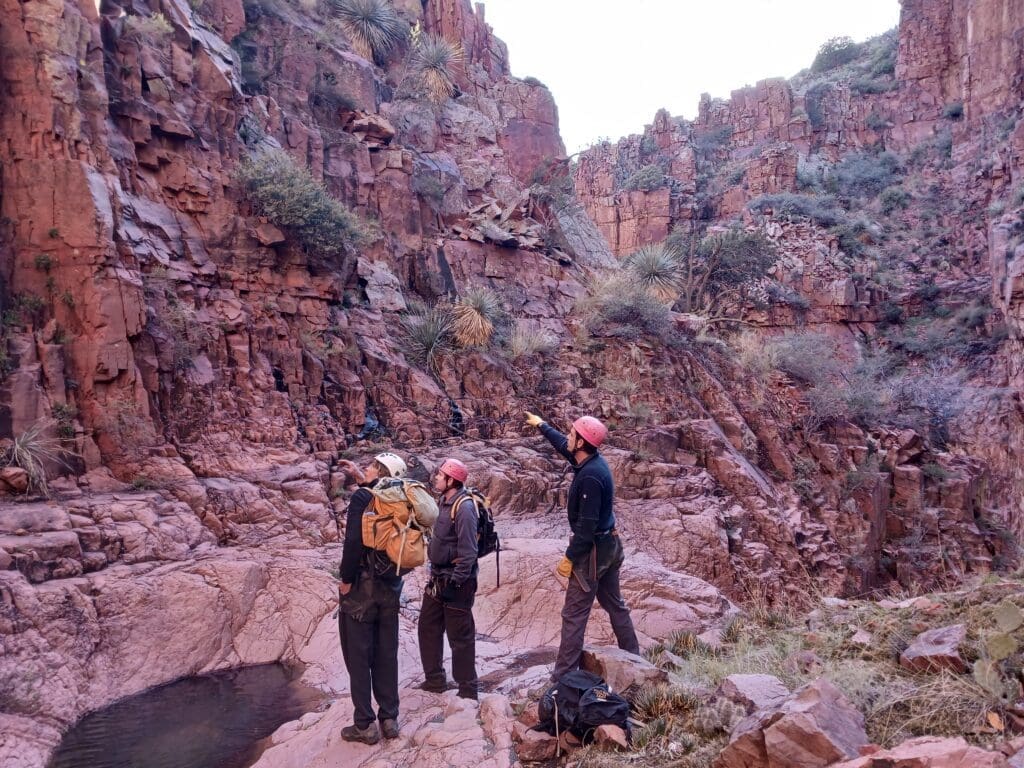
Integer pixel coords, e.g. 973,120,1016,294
236,149,370,261
804,83,831,130
580,276,673,343
868,31,898,76
879,185,911,214
852,78,896,95
835,151,902,198
748,193,846,227
329,0,404,63
670,229,777,316
622,164,667,192
34,254,53,272
692,125,733,156
866,112,888,131
811,36,862,73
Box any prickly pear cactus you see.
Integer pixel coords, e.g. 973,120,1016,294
972,600,1024,704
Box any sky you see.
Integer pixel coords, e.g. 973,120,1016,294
480,0,903,153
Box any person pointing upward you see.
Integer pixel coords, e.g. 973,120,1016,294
524,411,640,681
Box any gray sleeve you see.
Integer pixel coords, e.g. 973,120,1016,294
452,498,479,585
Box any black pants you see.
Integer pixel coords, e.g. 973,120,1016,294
418,577,478,696
338,576,401,728
552,537,639,681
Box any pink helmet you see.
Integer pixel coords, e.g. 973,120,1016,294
438,458,469,483
572,416,608,448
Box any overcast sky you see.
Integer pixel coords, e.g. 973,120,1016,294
480,0,902,153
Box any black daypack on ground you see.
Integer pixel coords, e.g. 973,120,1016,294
457,488,501,585
536,669,630,743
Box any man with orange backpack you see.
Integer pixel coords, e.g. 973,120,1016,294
524,412,640,681
335,452,409,744
417,458,480,700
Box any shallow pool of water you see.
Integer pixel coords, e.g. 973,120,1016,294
48,663,324,768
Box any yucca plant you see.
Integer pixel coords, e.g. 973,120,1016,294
624,243,682,303
4,421,62,497
399,304,453,372
451,287,502,348
330,0,404,64
409,34,463,103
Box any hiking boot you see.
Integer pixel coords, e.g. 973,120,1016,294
380,718,400,739
341,723,380,745
416,679,453,694
457,687,478,701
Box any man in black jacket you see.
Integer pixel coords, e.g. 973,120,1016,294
417,457,480,699
525,412,640,681
335,452,408,744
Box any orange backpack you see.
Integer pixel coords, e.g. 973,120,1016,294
361,479,439,574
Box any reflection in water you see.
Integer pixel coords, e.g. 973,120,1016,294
48,663,323,768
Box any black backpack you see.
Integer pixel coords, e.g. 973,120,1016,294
536,670,630,743
455,488,501,585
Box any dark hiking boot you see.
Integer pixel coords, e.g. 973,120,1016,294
457,687,478,701
416,679,453,693
380,718,400,739
341,723,380,745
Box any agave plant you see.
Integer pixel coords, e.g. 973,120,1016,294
451,287,501,348
330,0,404,64
409,33,463,103
4,420,62,497
399,304,453,372
624,243,682,302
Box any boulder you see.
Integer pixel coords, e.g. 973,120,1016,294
714,678,868,768
512,720,558,762
899,624,968,674
581,647,668,696
0,467,29,494
593,724,629,751
831,736,1009,767
717,674,790,714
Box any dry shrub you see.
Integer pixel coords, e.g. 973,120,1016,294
506,320,558,360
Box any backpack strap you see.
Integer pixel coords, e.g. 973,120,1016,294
449,488,479,520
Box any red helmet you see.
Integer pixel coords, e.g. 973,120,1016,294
438,458,469,483
572,416,608,448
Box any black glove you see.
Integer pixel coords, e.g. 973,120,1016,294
439,582,459,602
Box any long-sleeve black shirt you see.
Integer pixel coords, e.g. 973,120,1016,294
428,492,478,585
339,485,374,585
539,423,616,562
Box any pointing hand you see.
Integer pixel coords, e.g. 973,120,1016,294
524,411,544,428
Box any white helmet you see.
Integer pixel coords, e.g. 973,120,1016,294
374,452,407,478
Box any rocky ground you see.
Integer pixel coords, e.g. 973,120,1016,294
2,0,1024,765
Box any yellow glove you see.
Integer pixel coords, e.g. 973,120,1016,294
525,411,544,428
556,556,573,578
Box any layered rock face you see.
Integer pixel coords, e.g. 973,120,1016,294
574,0,1024,587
